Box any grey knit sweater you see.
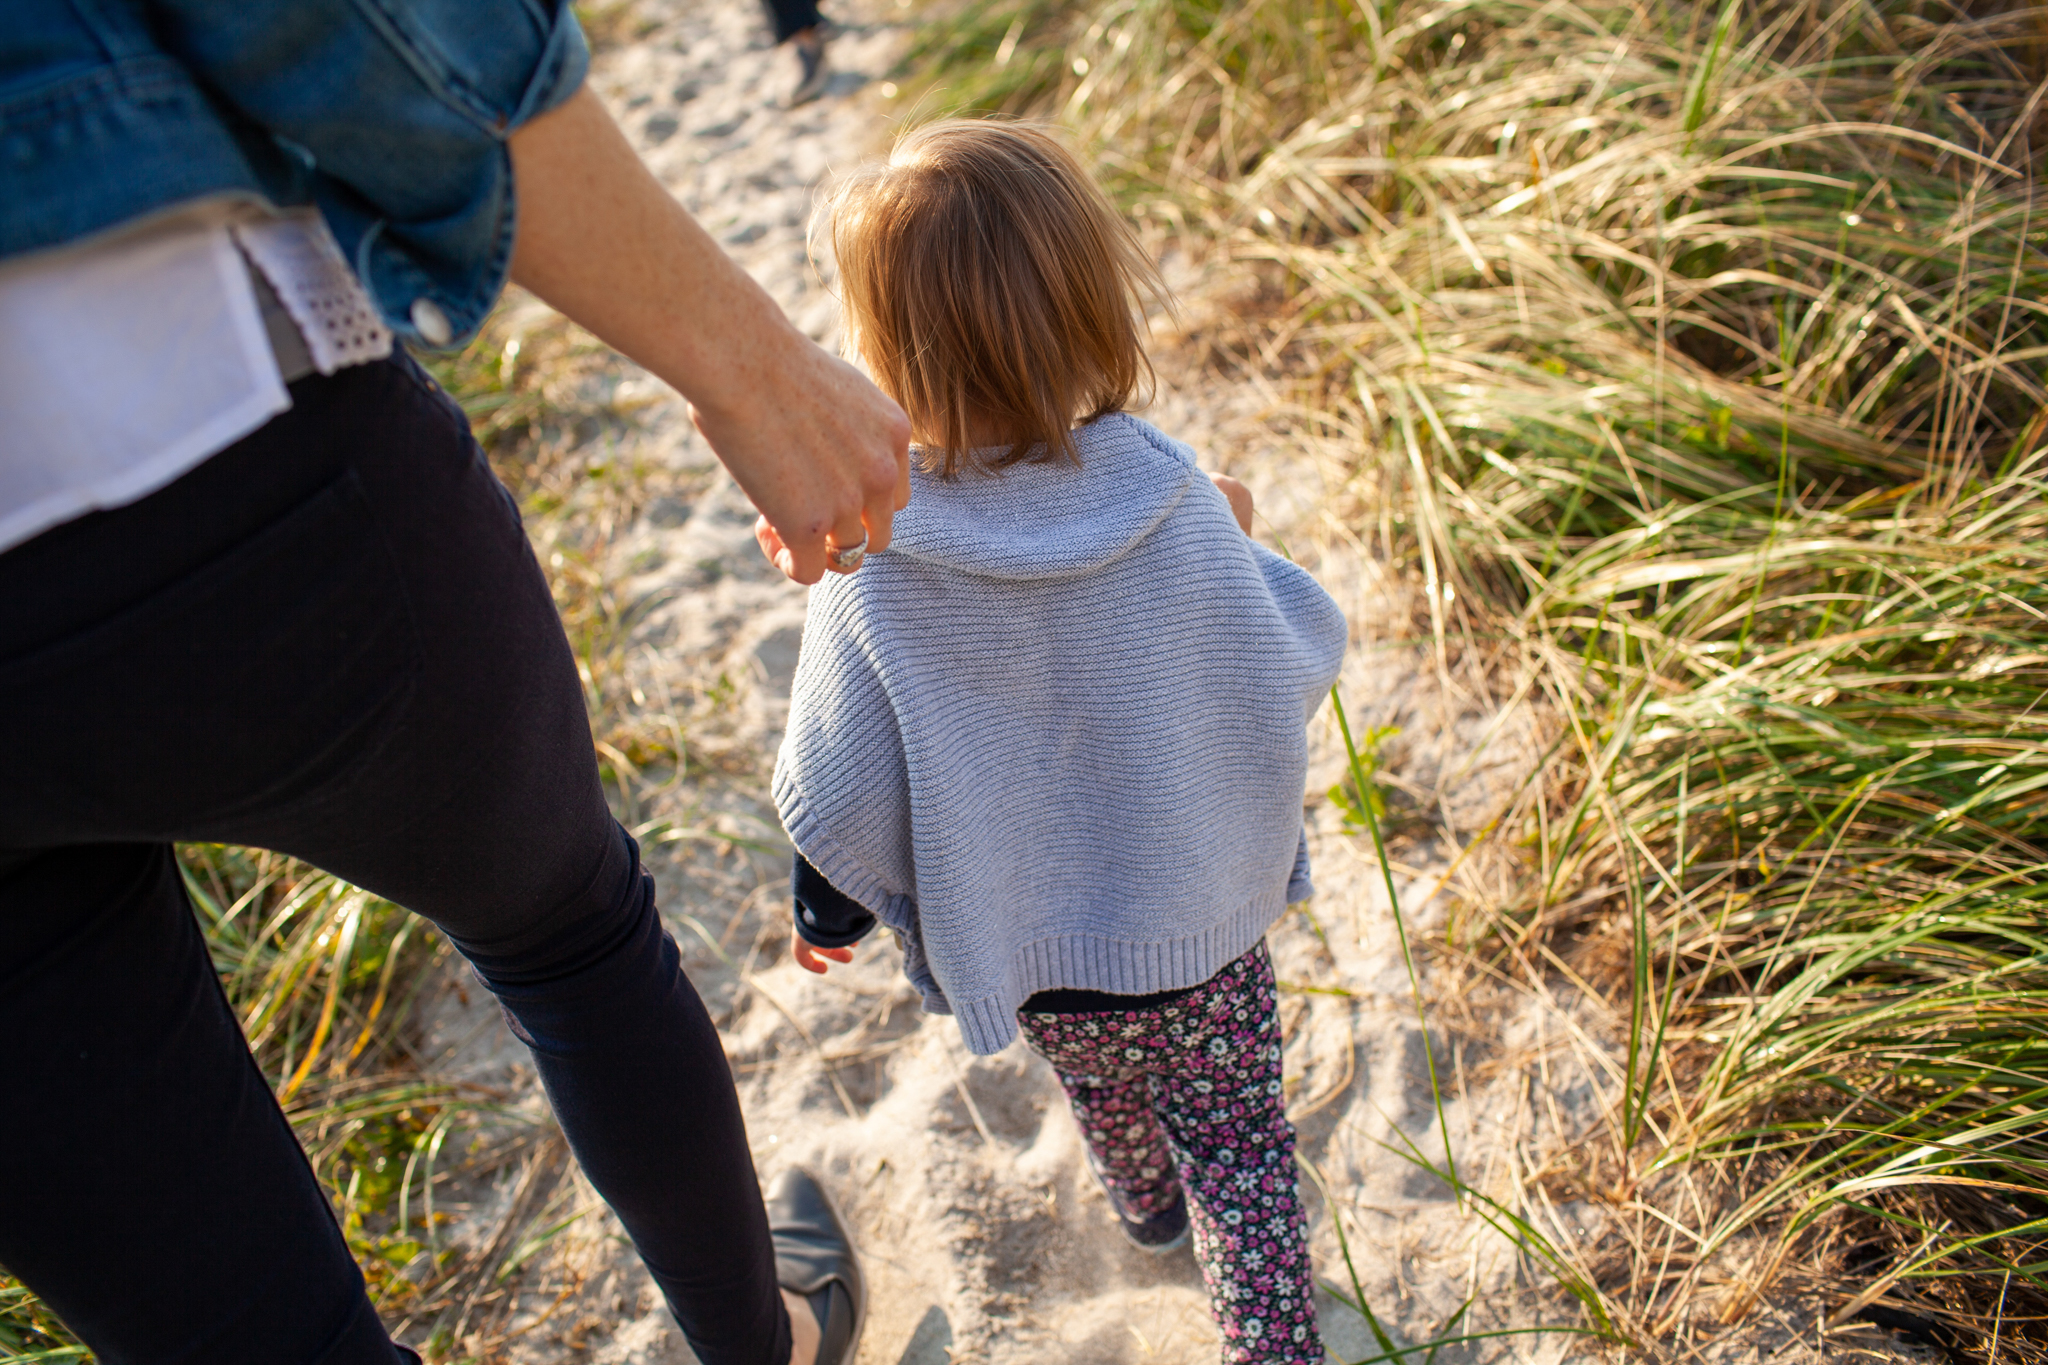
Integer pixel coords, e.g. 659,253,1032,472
771,412,1348,1054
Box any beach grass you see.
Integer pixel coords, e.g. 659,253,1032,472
902,0,2048,1352
7,0,2045,1356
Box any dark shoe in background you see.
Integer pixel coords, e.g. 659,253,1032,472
788,27,830,106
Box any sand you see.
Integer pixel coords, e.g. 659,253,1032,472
393,3,1868,1361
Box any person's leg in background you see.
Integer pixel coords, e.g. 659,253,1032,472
759,0,832,105
0,356,792,1365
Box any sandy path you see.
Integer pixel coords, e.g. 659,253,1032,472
406,4,1644,1361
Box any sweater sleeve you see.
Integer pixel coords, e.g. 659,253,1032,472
771,590,917,925
792,852,878,948
775,593,953,1013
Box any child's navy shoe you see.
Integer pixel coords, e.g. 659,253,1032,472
1085,1147,1191,1252
1115,1193,1190,1253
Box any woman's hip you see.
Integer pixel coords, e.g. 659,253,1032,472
0,352,616,949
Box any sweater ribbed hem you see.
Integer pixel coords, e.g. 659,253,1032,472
950,890,1287,1055
778,768,1300,1055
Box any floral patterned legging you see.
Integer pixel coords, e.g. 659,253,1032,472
1017,942,1324,1365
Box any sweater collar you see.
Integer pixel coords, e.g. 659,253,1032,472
884,413,1197,581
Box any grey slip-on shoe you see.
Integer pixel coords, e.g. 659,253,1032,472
768,1167,866,1365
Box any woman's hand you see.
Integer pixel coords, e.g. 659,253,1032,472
693,331,908,581
793,940,854,974
508,88,911,584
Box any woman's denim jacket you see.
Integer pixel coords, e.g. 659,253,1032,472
1,0,589,345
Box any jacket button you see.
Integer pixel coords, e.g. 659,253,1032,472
410,298,453,346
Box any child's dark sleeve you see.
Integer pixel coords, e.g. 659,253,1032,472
792,851,878,948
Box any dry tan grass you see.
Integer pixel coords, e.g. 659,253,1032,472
897,0,2048,1355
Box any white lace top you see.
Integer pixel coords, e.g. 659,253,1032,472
0,202,392,554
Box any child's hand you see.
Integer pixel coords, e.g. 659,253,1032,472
794,940,854,974
1209,472,1253,533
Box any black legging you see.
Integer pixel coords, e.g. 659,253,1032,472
0,355,788,1365
762,0,822,44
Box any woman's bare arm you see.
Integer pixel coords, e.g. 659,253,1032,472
507,87,909,583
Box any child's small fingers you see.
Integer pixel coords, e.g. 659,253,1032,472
1207,472,1254,532
793,941,852,974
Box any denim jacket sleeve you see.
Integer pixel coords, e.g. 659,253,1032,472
0,0,586,347
152,0,589,345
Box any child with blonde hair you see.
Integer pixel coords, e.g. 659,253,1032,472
773,118,1346,1364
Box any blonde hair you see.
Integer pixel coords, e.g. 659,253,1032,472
822,118,1168,476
